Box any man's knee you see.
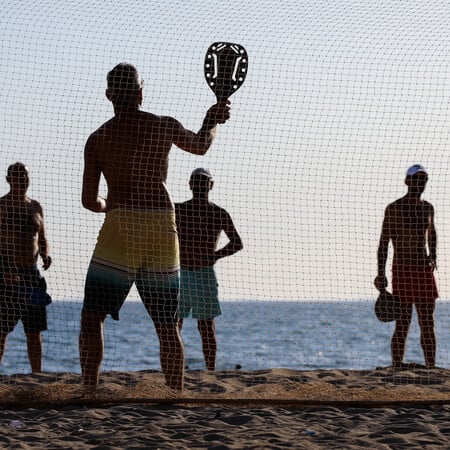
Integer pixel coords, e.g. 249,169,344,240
25,331,41,341
156,322,178,334
155,323,182,345
80,309,106,334
198,319,215,332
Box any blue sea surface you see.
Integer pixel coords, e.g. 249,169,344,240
1,300,450,375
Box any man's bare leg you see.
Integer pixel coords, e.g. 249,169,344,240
155,323,184,391
79,309,106,389
198,319,217,371
391,305,412,367
0,332,8,364
416,302,436,368
26,332,42,373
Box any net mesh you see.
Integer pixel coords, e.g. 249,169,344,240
0,0,450,405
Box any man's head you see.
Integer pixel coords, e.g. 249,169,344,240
106,63,143,108
189,168,214,197
405,164,428,194
6,162,29,193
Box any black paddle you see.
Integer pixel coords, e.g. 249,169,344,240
204,42,248,101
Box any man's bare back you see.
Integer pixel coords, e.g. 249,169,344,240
384,196,434,268
83,108,229,213
84,111,179,211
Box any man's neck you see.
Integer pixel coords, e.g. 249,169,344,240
192,195,209,204
8,191,28,203
114,105,140,116
405,192,423,203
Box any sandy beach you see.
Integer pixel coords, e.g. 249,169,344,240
0,367,449,448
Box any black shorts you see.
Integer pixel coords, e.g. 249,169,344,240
0,267,51,334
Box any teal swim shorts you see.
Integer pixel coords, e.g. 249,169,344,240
180,266,221,320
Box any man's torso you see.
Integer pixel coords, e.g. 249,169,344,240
0,196,42,268
387,197,433,267
90,111,177,210
176,201,227,269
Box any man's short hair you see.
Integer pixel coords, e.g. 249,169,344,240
107,63,143,106
7,162,27,178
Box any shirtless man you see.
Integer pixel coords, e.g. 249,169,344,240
176,168,243,370
80,63,230,390
375,164,438,368
0,162,52,373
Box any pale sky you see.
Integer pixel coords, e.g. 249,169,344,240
1,0,450,301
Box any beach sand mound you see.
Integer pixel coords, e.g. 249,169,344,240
0,365,449,407
1,367,450,448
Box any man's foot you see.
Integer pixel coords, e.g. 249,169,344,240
80,383,98,397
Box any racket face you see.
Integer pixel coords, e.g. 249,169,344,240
375,291,403,322
204,42,248,101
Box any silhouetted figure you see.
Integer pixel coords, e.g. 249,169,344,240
375,164,438,368
0,162,52,373
176,168,243,370
80,63,230,391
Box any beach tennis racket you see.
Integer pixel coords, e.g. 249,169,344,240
374,290,403,323
204,42,248,101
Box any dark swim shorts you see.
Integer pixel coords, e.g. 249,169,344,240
392,265,439,304
0,267,51,334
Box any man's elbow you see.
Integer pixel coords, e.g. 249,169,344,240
82,196,97,212
190,135,214,155
189,143,212,156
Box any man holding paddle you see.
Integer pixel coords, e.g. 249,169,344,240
375,164,438,369
80,63,230,391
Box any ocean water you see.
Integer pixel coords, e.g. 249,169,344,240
1,300,450,375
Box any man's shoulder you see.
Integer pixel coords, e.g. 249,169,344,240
136,110,178,127
387,197,434,212
208,201,222,210
387,197,406,208
29,198,42,208
175,199,192,206
91,117,115,135
86,123,110,147
175,200,193,211
90,112,178,136
0,195,7,209
24,198,43,214
208,203,232,220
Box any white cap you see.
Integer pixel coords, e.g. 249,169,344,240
190,168,213,179
406,164,427,177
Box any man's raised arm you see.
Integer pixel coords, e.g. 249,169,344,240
171,101,231,155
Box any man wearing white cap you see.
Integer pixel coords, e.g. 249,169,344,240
176,168,243,370
375,164,438,368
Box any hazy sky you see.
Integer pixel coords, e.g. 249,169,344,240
1,0,450,301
